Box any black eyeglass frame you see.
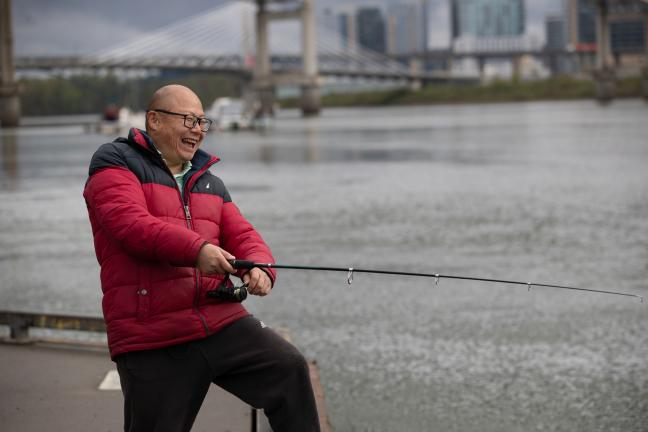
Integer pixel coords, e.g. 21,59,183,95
149,108,213,132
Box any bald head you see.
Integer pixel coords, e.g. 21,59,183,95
147,84,202,112
144,84,206,174
145,84,205,135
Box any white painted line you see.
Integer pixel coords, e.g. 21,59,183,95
98,369,121,391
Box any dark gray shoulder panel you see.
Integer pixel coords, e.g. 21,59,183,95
88,142,128,176
88,140,175,189
192,172,231,202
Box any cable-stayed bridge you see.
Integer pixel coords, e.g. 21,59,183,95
14,0,452,116
3,0,648,125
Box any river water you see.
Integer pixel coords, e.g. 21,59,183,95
1,100,647,431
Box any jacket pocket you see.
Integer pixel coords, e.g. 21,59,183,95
136,265,152,322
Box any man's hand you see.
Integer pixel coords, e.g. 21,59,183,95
196,243,236,275
243,268,272,296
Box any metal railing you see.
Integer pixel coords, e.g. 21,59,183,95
0,310,105,342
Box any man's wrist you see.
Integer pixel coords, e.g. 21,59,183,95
195,241,210,266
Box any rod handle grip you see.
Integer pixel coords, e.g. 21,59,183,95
228,259,257,269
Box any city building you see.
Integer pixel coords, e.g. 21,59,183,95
564,0,646,68
450,0,525,39
386,0,429,55
545,15,566,50
610,20,645,54
608,1,646,56
356,7,387,53
564,0,596,52
322,6,357,51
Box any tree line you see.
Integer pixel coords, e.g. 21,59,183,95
19,73,244,116
20,73,644,116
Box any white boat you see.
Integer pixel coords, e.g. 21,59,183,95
207,97,252,131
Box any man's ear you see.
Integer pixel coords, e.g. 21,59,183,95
146,111,159,131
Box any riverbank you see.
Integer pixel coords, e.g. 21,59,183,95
281,76,645,108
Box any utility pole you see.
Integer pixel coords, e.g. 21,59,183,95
0,0,20,127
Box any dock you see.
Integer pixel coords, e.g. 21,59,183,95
0,311,332,432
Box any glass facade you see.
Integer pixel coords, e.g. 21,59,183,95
545,16,566,50
356,7,387,53
386,1,429,54
450,0,525,38
577,0,596,45
611,20,645,53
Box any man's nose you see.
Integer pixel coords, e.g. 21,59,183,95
190,121,202,132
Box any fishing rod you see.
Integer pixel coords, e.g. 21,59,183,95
206,259,645,304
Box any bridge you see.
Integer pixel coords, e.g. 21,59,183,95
9,0,450,120
2,0,648,126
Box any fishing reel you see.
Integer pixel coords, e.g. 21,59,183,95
206,280,248,303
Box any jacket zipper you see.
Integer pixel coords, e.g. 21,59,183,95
179,158,220,336
180,191,210,336
152,149,219,336
160,160,209,336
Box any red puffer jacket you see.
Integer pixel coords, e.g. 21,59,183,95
83,128,276,358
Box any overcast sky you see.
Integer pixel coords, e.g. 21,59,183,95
13,0,563,56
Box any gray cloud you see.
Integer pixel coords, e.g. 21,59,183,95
13,0,562,55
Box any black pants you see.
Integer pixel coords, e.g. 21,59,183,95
115,316,320,432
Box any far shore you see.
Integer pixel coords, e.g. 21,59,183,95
280,76,646,109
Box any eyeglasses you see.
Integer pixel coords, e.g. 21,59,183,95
150,109,213,132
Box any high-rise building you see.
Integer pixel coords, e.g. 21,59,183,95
386,1,429,55
545,15,566,50
356,7,387,53
610,20,645,53
609,1,646,54
564,0,646,54
450,0,525,39
322,6,358,52
564,0,596,52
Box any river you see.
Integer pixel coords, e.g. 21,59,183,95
1,99,647,431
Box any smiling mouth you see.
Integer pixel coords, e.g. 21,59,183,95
182,138,198,148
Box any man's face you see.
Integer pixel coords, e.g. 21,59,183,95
152,92,206,165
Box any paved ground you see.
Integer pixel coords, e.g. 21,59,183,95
0,342,251,432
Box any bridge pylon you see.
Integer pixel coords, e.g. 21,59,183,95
0,0,20,128
253,0,321,117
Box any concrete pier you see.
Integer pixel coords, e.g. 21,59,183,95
0,0,20,127
0,310,333,432
0,342,252,431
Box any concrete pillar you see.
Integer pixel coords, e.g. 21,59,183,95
594,0,615,102
512,55,523,81
0,0,20,128
2,132,18,188
407,57,423,91
547,53,560,77
254,0,275,118
300,0,320,116
477,57,487,84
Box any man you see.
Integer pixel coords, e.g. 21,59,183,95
83,84,320,432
